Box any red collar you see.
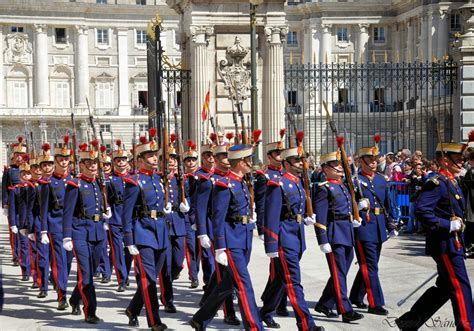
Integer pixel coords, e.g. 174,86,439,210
267,164,282,172
53,172,68,179
228,171,243,182
114,170,128,177
328,178,342,184
139,168,154,176
201,166,213,174
80,174,96,183
361,170,375,179
283,172,299,183
214,168,228,176
439,169,455,181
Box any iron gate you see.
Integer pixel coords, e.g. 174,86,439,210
284,61,458,160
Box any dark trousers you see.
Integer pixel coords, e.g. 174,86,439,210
48,232,69,301
261,258,288,315
28,237,37,282
96,234,111,278
197,233,215,286
128,245,166,327
18,234,30,277
35,233,50,291
108,225,127,286
184,229,198,282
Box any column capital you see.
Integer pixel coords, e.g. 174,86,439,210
439,8,449,20
321,23,332,34
75,25,89,35
264,25,288,44
33,24,47,34
189,25,214,44
116,27,128,35
358,23,370,33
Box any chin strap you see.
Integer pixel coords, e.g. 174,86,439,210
447,154,463,171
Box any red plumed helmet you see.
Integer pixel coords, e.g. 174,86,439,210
186,139,194,148
296,131,304,143
100,145,107,153
225,132,234,140
79,143,88,151
253,129,262,143
469,130,474,142
22,154,29,162
279,128,286,139
115,139,122,147
90,139,99,147
42,143,51,151
336,135,345,148
374,133,381,144
149,127,157,138
191,143,197,150
63,135,70,145
210,132,217,143
170,133,177,143
18,136,23,144
139,135,147,144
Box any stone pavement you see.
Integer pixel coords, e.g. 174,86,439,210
0,216,472,330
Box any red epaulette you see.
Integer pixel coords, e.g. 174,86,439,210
199,173,211,181
38,178,49,185
267,179,281,187
8,185,15,191
3,165,9,171
124,176,138,186
256,169,265,176
66,179,79,188
25,181,35,188
215,178,230,189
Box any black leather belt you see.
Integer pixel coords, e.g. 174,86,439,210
81,214,102,222
139,210,165,219
228,215,249,224
333,214,353,221
282,213,303,223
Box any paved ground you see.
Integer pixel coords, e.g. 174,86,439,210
0,215,472,330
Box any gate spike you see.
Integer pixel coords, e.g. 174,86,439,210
313,51,316,64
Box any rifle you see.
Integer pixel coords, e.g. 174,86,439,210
231,101,240,145
110,130,115,174
322,100,360,222
174,109,186,203
287,112,313,217
132,119,137,174
210,116,217,136
86,97,109,211
71,113,79,176
24,120,30,156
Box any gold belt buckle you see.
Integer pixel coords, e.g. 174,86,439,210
241,216,248,224
374,208,380,216
296,214,302,223
349,214,353,221
94,214,100,222
150,210,157,219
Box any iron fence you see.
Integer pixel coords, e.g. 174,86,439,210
284,61,458,160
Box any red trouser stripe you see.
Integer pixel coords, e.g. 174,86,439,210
442,254,472,331
279,247,309,331
136,254,155,326
158,271,167,306
270,259,275,282
227,251,258,331
73,246,89,318
48,234,62,302
36,234,42,287
108,229,121,285
210,242,227,317
9,229,15,258
184,240,192,280
356,240,375,308
28,240,36,280
328,252,345,314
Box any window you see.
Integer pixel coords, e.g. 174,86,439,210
55,28,67,44
96,0,107,3
287,31,298,45
11,26,24,33
136,30,147,45
96,82,112,108
100,124,111,133
139,124,148,132
136,0,146,4
55,82,69,108
96,29,109,45
12,81,27,107
337,27,348,42
451,13,461,31
373,27,385,43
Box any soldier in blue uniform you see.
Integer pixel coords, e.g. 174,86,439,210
189,144,263,331
62,140,110,324
260,146,323,331
183,140,199,288
257,133,289,320
349,138,397,315
2,137,27,266
38,141,72,309
193,141,240,327
106,139,130,292
396,142,474,331
122,129,171,330
313,150,364,323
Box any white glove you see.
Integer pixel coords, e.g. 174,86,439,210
40,231,50,245
10,225,18,234
102,207,112,220
215,248,228,266
388,229,399,238
191,223,197,231
304,214,316,226
103,223,109,231
62,238,73,251
163,202,172,215
267,252,279,258
259,234,264,241
352,218,362,228
2,208,8,216
198,235,211,249
20,228,27,236
28,233,36,241
450,217,462,233
179,201,190,213
319,243,332,254
358,198,370,211
249,215,257,224
127,245,140,256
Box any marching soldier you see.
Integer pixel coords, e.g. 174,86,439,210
257,130,289,320
349,136,397,315
260,146,322,331
38,139,72,308
313,149,364,323
106,139,130,292
62,140,111,323
190,144,263,331
122,129,171,330
396,142,474,331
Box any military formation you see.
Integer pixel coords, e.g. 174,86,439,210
1,121,473,331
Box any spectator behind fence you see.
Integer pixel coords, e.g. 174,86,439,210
426,160,439,179
384,152,397,180
407,163,425,233
461,151,474,249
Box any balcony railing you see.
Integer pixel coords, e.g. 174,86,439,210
0,107,133,117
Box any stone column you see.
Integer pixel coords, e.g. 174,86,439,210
117,28,130,116
429,10,438,62
33,24,49,106
189,25,213,146
262,25,287,146
437,9,449,59
357,24,370,63
419,14,429,62
320,24,332,63
406,20,414,62
393,23,402,62
0,25,5,107
311,24,322,64
39,121,48,144
75,25,89,107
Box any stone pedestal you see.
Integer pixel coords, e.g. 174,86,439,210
75,26,89,107
34,24,49,106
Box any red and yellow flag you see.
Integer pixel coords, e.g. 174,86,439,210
201,89,210,121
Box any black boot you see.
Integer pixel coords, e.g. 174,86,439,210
188,319,203,331
314,304,338,318
262,317,280,328
37,290,47,298
85,315,102,324
223,315,241,326
57,298,69,310
125,308,139,327
368,306,388,315
342,311,364,323
164,302,176,313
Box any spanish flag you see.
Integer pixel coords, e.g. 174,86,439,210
201,89,210,121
